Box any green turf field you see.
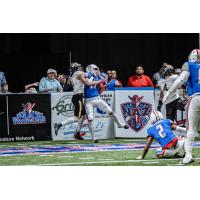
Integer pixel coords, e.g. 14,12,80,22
0,139,199,166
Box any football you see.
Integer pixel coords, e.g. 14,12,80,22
98,82,105,94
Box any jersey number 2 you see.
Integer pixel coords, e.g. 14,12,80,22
156,124,166,138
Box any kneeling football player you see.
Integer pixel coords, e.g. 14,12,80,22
137,111,186,159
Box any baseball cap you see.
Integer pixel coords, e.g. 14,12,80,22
47,68,57,74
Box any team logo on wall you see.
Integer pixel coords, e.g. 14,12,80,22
12,102,46,125
120,95,152,132
52,95,74,117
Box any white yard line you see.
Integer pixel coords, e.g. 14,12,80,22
79,157,94,160
39,155,55,157
37,159,177,166
142,161,160,164
38,157,200,166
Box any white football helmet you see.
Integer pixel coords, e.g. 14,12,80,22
149,111,164,124
86,64,100,76
188,49,200,62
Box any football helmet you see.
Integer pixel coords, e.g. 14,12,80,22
71,62,83,73
86,64,100,76
160,66,174,78
188,49,200,62
149,111,164,124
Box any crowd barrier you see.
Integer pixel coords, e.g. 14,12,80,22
0,88,186,142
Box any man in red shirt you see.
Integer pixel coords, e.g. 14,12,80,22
127,65,153,87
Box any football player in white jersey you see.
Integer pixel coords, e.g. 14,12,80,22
163,49,200,164
84,64,129,143
54,62,104,140
157,66,184,122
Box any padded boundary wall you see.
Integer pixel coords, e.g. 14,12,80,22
0,88,186,142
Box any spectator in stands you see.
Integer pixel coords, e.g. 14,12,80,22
0,70,7,92
0,83,12,94
127,64,153,87
39,68,63,93
106,70,112,80
58,74,73,92
24,82,39,93
162,62,174,69
106,70,122,90
152,68,163,88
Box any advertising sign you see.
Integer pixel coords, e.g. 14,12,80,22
114,88,155,138
51,91,114,140
8,94,52,141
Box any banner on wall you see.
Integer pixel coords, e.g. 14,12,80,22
8,94,52,141
51,91,114,141
114,88,155,138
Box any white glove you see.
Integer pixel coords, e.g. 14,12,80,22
136,156,143,160
162,91,170,104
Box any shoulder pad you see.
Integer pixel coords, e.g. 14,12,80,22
182,62,189,71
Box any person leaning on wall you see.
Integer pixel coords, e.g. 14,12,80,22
39,68,63,93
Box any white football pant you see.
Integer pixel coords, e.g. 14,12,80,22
184,95,200,160
155,137,185,158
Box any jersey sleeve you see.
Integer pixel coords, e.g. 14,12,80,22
169,74,178,81
165,119,172,126
181,62,189,71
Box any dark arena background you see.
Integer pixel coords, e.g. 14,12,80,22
0,33,198,92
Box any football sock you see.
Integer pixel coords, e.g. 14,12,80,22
88,121,95,141
184,133,195,157
112,112,125,128
76,115,85,132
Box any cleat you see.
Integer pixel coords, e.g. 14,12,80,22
74,132,84,140
175,153,185,158
181,155,194,165
124,125,129,129
94,140,99,143
53,123,62,136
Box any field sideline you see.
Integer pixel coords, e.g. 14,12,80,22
0,139,200,166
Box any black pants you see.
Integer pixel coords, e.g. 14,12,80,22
166,98,182,121
72,93,85,118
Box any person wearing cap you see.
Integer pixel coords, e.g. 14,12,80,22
39,68,63,93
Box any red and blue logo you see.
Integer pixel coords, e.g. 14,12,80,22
120,95,152,132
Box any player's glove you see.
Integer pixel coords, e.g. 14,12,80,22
157,100,162,111
162,91,170,104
